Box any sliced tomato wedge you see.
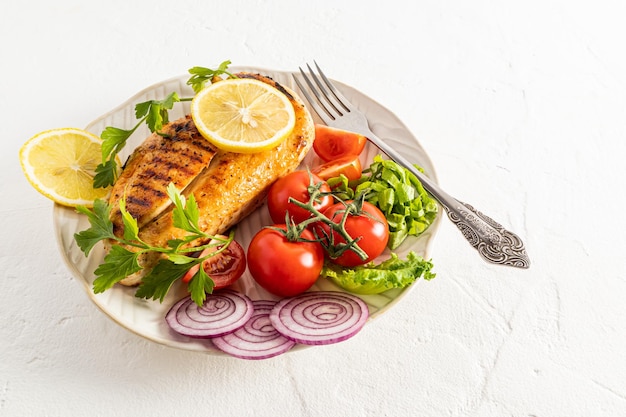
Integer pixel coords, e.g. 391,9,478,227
311,155,362,181
313,124,367,162
182,239,246,290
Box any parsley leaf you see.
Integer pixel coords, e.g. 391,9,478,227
168,183,202,235
134,259,191,303
74,199,115,255
101,125,136,160
92,245,143,293
187,60,235,93
93,160,120,189
135,92,181,133
94,126,137,188
119,198,140,242
186,266,215,306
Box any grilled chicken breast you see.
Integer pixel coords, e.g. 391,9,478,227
109,116,217,236
111,73,315,286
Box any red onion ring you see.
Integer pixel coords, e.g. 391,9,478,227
166,290,253,338
212,300,296,360
269,291,369,345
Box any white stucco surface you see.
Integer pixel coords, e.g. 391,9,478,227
2,1,625,416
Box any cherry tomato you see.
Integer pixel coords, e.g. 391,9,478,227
247,226,325,297
182,239,246,290
267,170,332,224
311,155,362,181
319,201,389,267
313,124,367,162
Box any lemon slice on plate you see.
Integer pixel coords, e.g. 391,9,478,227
191,78,296,153
19,128,114,207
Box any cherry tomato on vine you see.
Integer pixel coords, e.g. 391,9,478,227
312,155,362,181
247,226,325,297
313,124,367,162
182,239,246,289
267,170,332,224
319,201,389,267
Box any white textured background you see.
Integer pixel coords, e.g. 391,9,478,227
2,0,625,416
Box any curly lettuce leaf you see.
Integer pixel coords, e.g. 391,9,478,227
321,251,435,295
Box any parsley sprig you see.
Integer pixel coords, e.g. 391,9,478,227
93,60,235,188
74,183,234,306
187,60,234,93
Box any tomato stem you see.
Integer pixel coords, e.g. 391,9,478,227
265,173,370,261
286,180,369,261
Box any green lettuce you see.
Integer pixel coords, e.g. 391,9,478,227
328,155,439,249
321,251,435,295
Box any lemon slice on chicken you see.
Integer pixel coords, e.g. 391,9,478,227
191,78,296,153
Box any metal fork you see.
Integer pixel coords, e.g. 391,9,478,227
293,62,530,269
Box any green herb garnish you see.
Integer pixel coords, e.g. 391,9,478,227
187,60,236,93
74,183,233,306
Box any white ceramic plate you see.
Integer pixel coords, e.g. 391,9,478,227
53,66,442,356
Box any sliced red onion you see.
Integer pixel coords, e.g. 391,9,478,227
166,290,253,338
269,291,369,345
212,300,296,360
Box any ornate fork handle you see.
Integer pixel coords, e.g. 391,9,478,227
441,201,530,268
363,129,530,269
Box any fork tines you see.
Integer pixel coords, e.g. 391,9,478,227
293,62,351,123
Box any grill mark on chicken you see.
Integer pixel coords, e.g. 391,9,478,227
108,115,217,235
